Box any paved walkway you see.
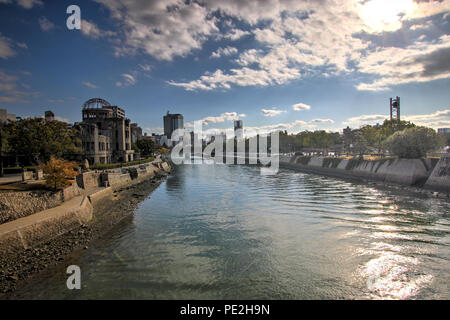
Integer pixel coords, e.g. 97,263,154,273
0,174,22,185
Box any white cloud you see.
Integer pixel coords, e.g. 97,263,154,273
39,16,55,32
311,118,334,124
211,46,238,58
1,0,43,9
0,69,38,103
139,64,151,72
202,111,244,125
17,0,42,9
404,109,450,128
145,127,163,134
261,108,286,117
185,111,245,128
95,0,219,61
410,21,433,30
0,34,15,59
116,73,137,87
292,102,311,111
343,114,387,127
54,116,70,123
92,0,450,91
356,35,450,91
222,28,251,41
48,99,64,103
16,42,27,49
82,81,98,88
81,20,116,39
342,109,450,129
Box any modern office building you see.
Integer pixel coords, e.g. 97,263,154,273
163,111,184,139
234,120,243,140
438,128,450,135
76,98,134,164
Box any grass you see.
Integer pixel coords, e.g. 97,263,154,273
0,181,50,193
90,157,155,170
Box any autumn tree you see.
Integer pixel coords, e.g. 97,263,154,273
41,157,79,190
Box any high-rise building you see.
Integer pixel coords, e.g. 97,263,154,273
163,111,184,139
234,120,243,140
130,123,143,143
75,98,134,164
0,109,16,124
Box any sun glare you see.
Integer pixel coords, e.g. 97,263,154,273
360,0,416,32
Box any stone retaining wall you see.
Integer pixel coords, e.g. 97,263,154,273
0,160,171,256
424,153,450,193
76,171,101,189
280,156,446,192
0,191,63,225
0,196,93,253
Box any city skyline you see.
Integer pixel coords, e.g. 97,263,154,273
0,0,449,135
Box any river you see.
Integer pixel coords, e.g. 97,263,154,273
12,164,450,299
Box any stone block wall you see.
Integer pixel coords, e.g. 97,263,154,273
0,191,63,224
424,153,450,192
76,171,101,189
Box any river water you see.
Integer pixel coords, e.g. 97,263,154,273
13,164,450,299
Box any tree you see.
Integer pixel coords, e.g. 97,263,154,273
6,118,81,165
0,125,9,176
353,131,369,157
136,138,155,156
131,142,141,153
383,127,445,158
41,157,79,190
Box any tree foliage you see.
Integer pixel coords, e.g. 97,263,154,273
136,138,155,156
278,130,342,153
41,157,79,190
6,118,81,164
383,127,445,158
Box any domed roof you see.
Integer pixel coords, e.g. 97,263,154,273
82,98,111,109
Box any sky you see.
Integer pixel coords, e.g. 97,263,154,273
0,0,449,136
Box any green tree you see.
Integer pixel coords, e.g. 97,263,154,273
6,118,81,165
383,127,445,158
136,138,155,156
0,125,9,176
353,131,369,157
131,142,141,153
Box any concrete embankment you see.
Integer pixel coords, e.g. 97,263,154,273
280,155,449,194
0,159,171,295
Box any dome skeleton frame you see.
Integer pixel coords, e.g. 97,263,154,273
82,98,111,109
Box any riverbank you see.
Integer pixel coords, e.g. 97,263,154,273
0,163,171,297
280,154,450,197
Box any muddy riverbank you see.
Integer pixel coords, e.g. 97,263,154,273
0,171,168,298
